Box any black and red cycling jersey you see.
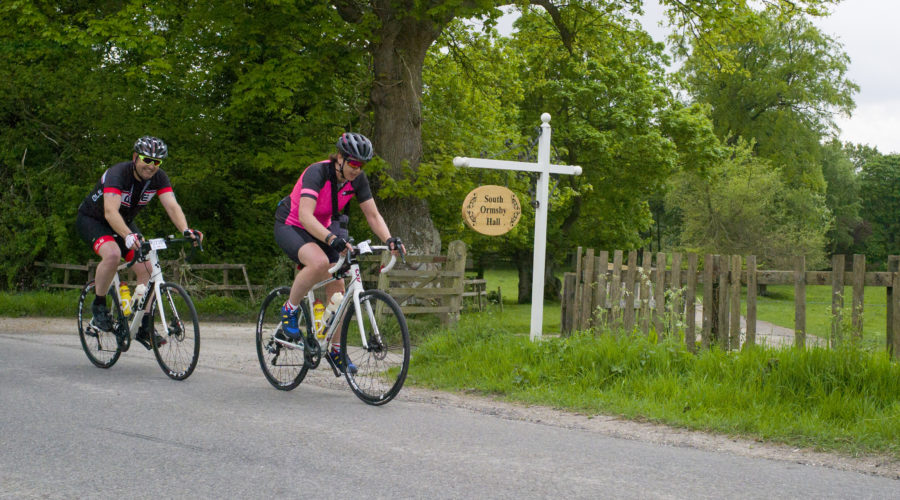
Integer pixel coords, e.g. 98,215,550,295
277,160,373,229
78,161,173,223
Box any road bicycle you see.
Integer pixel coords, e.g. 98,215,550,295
77,235,202,380
256,239,410,405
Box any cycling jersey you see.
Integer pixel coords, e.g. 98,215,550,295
277,160,372,229
78,161,172,223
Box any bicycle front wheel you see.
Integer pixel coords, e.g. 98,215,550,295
340,289,410,405
256,287,309,390
150,282,200,380
77,281,122,369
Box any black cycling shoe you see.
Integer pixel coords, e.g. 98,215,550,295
89,302,113,333
135,328,167,350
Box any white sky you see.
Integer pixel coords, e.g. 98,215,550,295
495,1,900,154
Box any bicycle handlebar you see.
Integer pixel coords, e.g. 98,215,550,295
327,240,402,275
125,235,204,268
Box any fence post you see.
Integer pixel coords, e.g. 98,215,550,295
241,265,256,303
889,256,900,359
745,255,757,348
623,251,637,333
593,251,609,328
580,248,595,331
831,254,845,347
654,252,666,339
685,253,698,353
640,251,652,336
794,255,806,348
609,250,623,330
573,247,583,331
717,256,729,349
444,240,467,325
852,254,865,340
702,254,714,350
562,273,576,336
729,255,741,350
669,253,682,336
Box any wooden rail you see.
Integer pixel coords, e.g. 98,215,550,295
562,249,900,359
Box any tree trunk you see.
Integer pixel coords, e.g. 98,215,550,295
369,4,444,254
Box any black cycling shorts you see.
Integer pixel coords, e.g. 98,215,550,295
75,212,140,259
274,201,340,266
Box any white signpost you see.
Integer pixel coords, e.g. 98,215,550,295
454,113,582,341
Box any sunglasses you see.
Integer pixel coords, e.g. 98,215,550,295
139,155,162,166
346,159,365,169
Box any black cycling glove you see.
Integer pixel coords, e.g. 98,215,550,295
386,236,404,254
329,235,349,253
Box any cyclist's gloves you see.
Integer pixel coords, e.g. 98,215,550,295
329,235,349,253
125,232,143,250
183,228,204,244
386,236,405,254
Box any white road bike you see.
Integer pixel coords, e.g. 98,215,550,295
256,239,410,405
77,235,201,380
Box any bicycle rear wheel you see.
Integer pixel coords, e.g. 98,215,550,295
340,289,410,405
77,281,121,369
256,287,309,390
150,282,200,380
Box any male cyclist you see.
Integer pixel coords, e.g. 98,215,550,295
274,132,405,374
76,136,203,349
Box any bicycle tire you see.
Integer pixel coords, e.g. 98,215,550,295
340,289,410,405
150,282,200,380
256,287,309,390
77,281,122,369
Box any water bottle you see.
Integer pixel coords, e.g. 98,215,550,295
119,283,132,316
313,299,326,338
324,292,343,327
131,284,148,311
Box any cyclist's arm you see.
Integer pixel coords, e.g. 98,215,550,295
158,191,189,234
359,199,392,244
102,193,136,241
297,197,334,243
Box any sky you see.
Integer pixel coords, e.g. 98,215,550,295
495,0,899,154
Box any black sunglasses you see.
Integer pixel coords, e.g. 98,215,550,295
139,155,162,166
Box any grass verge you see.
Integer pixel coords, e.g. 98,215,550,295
409,311,900,458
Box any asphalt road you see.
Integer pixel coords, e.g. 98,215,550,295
0,330,897,499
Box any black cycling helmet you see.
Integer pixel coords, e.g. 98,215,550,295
336,132,373,162
133,136,168,159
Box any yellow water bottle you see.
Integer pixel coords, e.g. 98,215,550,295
313,299,326,338
119,282,132,316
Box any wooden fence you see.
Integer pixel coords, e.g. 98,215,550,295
35,260,257,301
36,240,477,323
359,240,468,324
561,249,900,359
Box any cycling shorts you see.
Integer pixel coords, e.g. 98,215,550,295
274,200,340,266
75,212,139,262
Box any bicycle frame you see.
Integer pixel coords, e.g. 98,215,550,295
304,240,396,351
110,238,176,341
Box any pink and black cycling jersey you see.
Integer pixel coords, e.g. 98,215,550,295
78,161,172,223
277,160,372,229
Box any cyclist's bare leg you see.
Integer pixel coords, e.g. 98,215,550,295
288,243,332,306
93,241,122,299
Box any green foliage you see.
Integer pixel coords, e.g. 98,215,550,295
820,140,861,255
666,139,829,267
857,154,900,266
677,6,857,191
